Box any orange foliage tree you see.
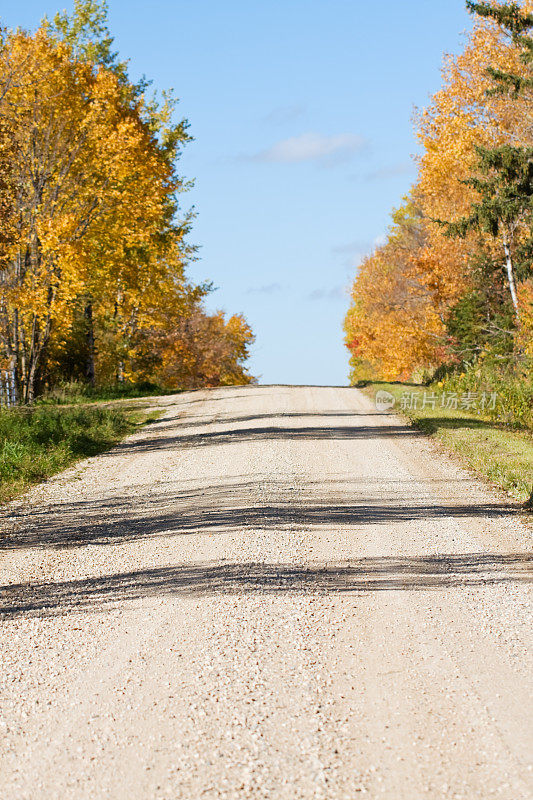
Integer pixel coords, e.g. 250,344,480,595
345,0,533,380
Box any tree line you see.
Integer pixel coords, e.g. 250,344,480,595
0,0,254,403
344,1,533,390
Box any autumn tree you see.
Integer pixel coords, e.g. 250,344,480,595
441,3,533,319
345,1,533,379
442,143,533,317
467,1,533,96
0,1,254,399
0,29,110,401
344,197,452,380
414,0,533,359
0,3,231,398
132,301,255,390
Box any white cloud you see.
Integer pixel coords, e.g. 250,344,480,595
307,285,346,302
250,132,366,166
246,282,283,295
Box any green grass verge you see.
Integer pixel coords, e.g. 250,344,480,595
360,381,533,505
0,403,160,504
36,380,181,405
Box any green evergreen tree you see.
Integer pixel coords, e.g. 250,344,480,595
462,4,533,507
467,2,533,94
443,143,533,317
442,4,533,320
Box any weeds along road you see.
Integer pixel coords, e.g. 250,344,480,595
0,385,532,800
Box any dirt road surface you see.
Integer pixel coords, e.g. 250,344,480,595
1,385,532,799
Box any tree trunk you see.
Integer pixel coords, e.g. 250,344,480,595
18,313,28,402
502,232,520,320
84,300,96,387
20,312,51,404
26,360,37,404
8,364,17,406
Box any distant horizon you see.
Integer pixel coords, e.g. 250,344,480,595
1,0,473,384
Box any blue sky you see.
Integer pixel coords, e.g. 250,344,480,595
2,0,473,385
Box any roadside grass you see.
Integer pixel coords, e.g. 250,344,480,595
36,379,180,405
0,403,161,504
359,381,533,505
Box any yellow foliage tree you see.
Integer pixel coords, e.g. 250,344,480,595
345,1,533,380
0,4,253,399
0,26,179,399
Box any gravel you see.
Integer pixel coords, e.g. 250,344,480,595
0,384,531,799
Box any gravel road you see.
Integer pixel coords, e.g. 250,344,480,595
0,385,532,799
